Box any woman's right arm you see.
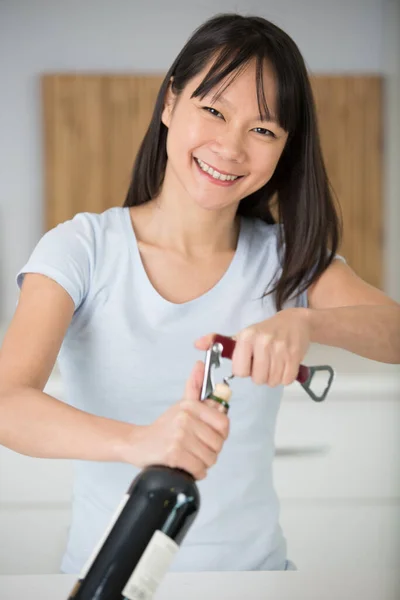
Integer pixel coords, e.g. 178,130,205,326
0,273,135,462
0,273,230,480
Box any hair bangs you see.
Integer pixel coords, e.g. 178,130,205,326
190,45,254,103
190,44,297,134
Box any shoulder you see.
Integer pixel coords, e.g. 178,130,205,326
41,207,129,260
53,206,126,238
308,258,399,309
51,205,130,275
16,208,128,311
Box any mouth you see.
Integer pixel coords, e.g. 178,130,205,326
193,157,245,186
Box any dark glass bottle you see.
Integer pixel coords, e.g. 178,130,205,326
66,383,231,600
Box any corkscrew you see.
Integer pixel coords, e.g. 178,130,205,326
200,334,335,403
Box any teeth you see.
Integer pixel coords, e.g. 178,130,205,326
196,158,239,181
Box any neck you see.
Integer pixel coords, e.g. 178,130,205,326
133,193,240,260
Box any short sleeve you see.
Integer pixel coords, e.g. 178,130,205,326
16,213,95,311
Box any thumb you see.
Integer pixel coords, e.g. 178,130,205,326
194,333,216,351
183,360,205,402
194,333,238,351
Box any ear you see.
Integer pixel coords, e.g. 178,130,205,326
161,78,177,128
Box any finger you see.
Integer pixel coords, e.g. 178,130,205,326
187,401,230,440
182,451,208,480
186,431,217,469
281,361,299,386
267,351,286,387
170,448,208,481
191,418,225,454
183,360,205,402
232,329,254,377
194,333,216,350
251,334,271,385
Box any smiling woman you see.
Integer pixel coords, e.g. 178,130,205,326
0,12,399,599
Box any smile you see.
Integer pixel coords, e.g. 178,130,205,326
194,157,243,182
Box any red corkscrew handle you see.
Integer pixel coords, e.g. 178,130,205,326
213,334,311,385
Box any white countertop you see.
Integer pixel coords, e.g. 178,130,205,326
0,571,399,600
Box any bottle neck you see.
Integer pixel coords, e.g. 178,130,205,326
205,393,230,414
204,382,232,414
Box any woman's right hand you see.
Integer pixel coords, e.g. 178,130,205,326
124,361,230,480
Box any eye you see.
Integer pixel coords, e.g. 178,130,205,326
253,127,276,138
202,106,224,119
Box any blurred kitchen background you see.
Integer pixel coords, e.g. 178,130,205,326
0,0,399,575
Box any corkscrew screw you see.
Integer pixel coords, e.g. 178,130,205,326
200,334,335,403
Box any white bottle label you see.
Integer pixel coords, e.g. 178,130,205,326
79,493,130,579
122,530,179,600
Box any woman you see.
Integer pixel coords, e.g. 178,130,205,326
0,13,399,574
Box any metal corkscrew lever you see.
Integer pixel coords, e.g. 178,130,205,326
201,334,335,403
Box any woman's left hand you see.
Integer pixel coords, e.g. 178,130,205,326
194,308,312,387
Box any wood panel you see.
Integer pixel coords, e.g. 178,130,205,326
42,74,383,288
42,76,105,227
42,75,164,228
311,76,383,288
102,76,164,210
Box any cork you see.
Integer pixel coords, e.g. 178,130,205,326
212,383,232,402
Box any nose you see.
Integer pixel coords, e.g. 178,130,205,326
212,128,246,164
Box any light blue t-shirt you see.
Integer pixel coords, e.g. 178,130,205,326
17,206,308,573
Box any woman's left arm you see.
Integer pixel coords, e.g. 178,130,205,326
195,259,400,387
306,259,400,364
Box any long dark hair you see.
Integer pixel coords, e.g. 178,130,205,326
124,13,342,310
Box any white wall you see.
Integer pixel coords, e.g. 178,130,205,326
0,0,396,322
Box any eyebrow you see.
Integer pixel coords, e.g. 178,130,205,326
209,93,279,125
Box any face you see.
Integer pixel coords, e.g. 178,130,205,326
161,58,289,213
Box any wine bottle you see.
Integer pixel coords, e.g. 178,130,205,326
67,383,232,600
